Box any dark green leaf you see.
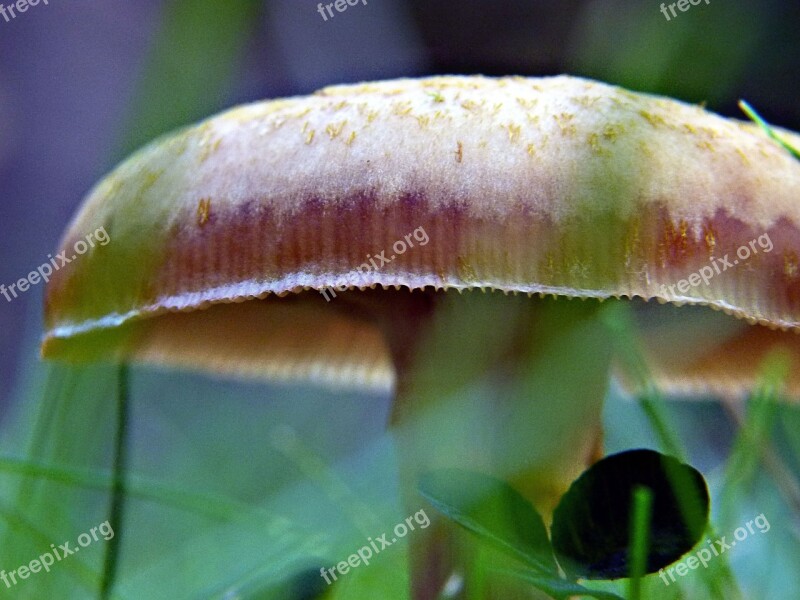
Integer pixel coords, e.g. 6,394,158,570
551,449,709,580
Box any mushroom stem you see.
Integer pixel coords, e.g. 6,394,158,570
386,292,614,597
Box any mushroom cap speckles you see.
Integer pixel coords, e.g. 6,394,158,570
42,75,800,387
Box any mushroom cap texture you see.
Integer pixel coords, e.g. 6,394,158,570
42,75,800,394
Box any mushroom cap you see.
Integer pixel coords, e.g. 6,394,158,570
42,75,800,394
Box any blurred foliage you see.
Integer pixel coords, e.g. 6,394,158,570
115,0,263,160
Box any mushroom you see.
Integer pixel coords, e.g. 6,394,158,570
42,75,800,596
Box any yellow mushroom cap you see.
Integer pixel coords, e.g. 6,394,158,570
42,75,800,394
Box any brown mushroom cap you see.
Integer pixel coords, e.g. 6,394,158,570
42,75,800,394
